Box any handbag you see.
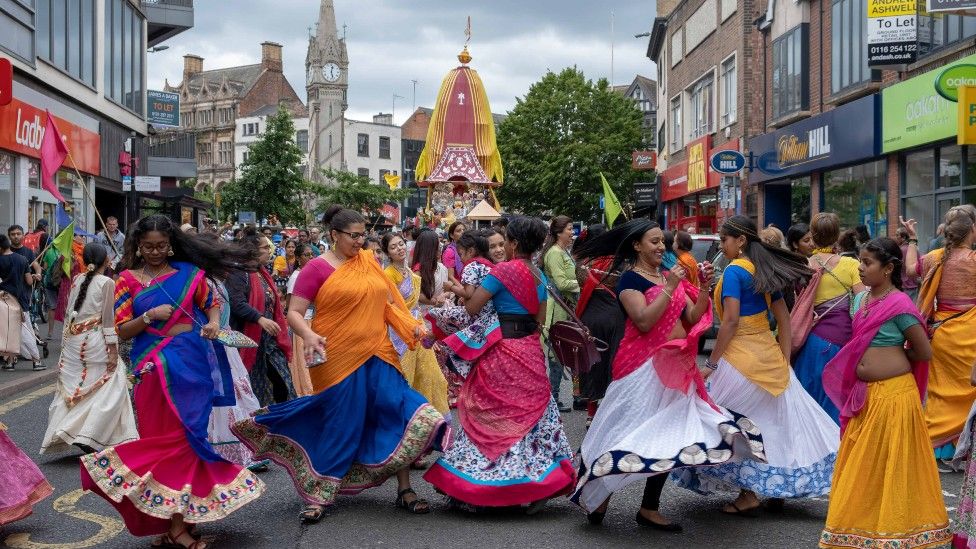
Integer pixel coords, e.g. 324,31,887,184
789,255,851,357
0,288,22,357
215,328,258,349
532,267,607,376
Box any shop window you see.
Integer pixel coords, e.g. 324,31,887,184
689,74,714,139
904,195,936,250
831,0,877,94
28,161,40,189
940,145,962,188
905,150,936,194
721,57,737,126
824,160,886,235
771,25,809,120
791,177,812,225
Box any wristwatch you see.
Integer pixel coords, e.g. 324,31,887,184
142,312,152,325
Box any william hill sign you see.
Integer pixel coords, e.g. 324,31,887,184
747,94,879,184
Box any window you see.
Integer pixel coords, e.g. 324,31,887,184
183,112,194,129
721,57,737,126
379,169,390,185
831,0,875,93
358,168,369,178
379,136,391,159
242,122,259,136
328,133,333,151
243,151,249,163
901,145,976,249
670,96,682,150
771,25,809,120
218,141,233,166
824,160,887,234
688,74,714,139
296,130,309,153
919,13,976,56
218,108,234,124
198,142,212,167
357,133,369,157
104,0,145,113
35,0,97,87
198,110,213,126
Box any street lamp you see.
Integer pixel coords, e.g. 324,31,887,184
147,45,169,53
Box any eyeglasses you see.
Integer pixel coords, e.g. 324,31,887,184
301,252,314,257
335,229,367,241
139,242,171,254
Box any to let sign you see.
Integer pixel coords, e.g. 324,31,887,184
147,90,180,127
0,58,11,107
867,0,918,66
632,150,657,171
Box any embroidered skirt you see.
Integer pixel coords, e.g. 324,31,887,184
80,365,265,536
423,397,575,507
821,373,950,548
672,359,839,498
208,345,261,467
232,356,448,506
572,358,765,513
0,428,53,526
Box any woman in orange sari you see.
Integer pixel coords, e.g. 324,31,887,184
232,206,449,524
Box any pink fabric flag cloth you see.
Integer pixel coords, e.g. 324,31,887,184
40,111,68,203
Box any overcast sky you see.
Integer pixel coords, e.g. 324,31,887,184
146,0,657,124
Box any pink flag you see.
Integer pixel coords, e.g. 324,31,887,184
40,111,68,203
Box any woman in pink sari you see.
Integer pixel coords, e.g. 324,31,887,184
424,217,575,511
571,219,765,532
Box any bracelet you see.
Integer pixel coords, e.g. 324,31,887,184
704,358,718,370
908,239,918,245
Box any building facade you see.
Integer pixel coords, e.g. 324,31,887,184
306,0,349,178
344,114,401,186
234,109,310,177
164,42,307,190
614,75,658,149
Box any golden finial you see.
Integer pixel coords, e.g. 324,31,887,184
458,16,472,64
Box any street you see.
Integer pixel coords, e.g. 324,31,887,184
0,353,965,549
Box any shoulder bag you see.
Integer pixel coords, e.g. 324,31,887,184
530,265,607,375
0,276,22,356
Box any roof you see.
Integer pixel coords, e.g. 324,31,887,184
182,63,265,97
466,199,501,220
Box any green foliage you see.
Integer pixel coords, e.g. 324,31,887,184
311,168,410,215
497,68,644,222
220,105,308,224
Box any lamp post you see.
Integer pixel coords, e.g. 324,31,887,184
125,132,138,229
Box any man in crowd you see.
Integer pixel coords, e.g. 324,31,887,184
8,225,42,282
94,216,125,268
309,227,328,254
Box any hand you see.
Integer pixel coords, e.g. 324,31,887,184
666,265,686,290
699,261,715,286
433,293,447,307
149,305,174,321
304,334,327,364
258,317,280,336
899,216,918,239
200,321,219,339
413,324,428,340
106,345,119,373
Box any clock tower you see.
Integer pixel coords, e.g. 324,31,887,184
306,0,349,178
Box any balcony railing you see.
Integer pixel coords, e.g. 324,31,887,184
142,0,193,7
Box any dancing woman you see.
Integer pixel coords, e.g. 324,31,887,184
820,238,948,549
232,206,448,523
1,422,52,526
674,215,838,516
284,242,315,397
903,206,976,454
41,243,137,454
424,217,575,510
571,219,765,532
80,215,265,548
442,221,467,286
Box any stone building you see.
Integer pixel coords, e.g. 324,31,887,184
614,75,658,149
306,0,349,178
163,42,307,190
234,108,310,178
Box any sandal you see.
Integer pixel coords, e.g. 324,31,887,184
299,504,326,524
720,500,761,518
395,488,430,514
150,527,207,549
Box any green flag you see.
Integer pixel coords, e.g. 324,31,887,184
52,221,74,278
600,173,623,228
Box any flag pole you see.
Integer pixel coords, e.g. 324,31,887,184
62,149,122,260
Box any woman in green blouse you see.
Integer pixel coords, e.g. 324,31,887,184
541,215,580,411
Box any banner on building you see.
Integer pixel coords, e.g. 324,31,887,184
867,0,918,66
958,86,976,145
926,0,976,12
147,90,180,128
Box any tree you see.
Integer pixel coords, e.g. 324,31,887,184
220,105,307,224
311,168,410,218
497,68,644,222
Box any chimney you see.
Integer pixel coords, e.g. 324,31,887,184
261,41,283,72
183,54,203,80
373,113,393,125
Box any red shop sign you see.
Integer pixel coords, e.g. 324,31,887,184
0,96,100,175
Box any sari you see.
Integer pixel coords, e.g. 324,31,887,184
232,251,448,506
820,291,949,549
80,262,264,536
572,278,766,513
238,268,295,407
0,422,53,526
424,260,575,507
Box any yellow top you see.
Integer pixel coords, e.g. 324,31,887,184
814,256,859,305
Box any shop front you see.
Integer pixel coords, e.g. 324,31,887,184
747,94,882,233
0,80,100,234
882,52,976,250
660,136,739,234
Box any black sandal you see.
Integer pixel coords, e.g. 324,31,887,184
720,500,761,518
395,488,431,514
299,504,326,524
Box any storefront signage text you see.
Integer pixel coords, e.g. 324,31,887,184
660,136,740,202
632,150,657,171
0,97,100,175
958,86,976,145
747,94,878,184
711,150,747,174
147,90,180,128
688,141,707,192
935,64,976,101
867,0,918,65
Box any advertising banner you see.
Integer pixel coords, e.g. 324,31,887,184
867,0,918,65
147,90,180,128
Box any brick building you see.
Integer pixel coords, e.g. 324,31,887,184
614,75,659,149
163,42,307,190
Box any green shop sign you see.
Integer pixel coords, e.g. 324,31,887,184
882,52,976,153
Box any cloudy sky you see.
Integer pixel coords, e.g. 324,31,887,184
147,0,657,124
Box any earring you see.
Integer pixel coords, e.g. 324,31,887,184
167,250,175,256
135,249,141,257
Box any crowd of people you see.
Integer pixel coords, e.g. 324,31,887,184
2,203,974,549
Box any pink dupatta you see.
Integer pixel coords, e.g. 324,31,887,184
456,259,549,461
613,278,717,410
822,291,928,434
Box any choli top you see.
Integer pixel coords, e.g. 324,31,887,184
852,291,920,347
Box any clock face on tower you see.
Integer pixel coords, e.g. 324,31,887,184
322,63,341,82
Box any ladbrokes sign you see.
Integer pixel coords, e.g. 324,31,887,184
0,97,100,175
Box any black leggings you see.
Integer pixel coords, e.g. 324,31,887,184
641,474,667,511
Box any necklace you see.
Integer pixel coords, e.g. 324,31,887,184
861,286,895,317
633,264,663,281
141,264,170,287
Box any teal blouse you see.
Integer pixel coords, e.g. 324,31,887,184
851,291,919,347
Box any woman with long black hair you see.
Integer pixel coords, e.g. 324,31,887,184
673,215,839,517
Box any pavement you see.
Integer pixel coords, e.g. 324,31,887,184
0,337,965,549
0,322,60,400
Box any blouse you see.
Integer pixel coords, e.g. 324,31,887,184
813,256,859,305
851,291,920,347
720,264,782,316
66,273,118,344
113,269,214,327
480,272,549,314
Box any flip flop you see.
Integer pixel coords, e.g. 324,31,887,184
721,501,760,518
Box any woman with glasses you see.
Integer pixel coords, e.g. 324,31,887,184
232,205,448,524
284,242,316,397
226,228,296,408
79,215,265,549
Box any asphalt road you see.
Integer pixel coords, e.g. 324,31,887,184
0,363,965,549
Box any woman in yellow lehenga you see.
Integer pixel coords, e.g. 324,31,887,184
382,232,449,415
903,205,976,455
820,237,948,549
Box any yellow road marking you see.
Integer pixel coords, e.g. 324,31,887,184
0,385,55,416
3,489,124,548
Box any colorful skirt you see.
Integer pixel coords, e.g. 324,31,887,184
80,365,265,536
572,358,766,513
821,373,950,548
926,309,976,447
399,346,450,416
232,356,447,506
672,359,839,498
424,397,575,507
208,345,261,467
793,333,841,424
0,428,53,526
